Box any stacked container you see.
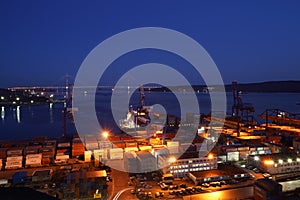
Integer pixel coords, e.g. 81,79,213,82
72,138,85,158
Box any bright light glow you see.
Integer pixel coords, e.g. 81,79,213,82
254,156,259,161
16,106,20,123
16,97,20,101
297,158,300,162
50,94,54,98
278,159,283,164
288,158,292,163
102,131,109,138
264,160,274,165
168,156,177,163
0,96,4,100
1,106,5,120
208,154,214,160
30,100,34,103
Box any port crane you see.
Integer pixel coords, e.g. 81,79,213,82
260,109,300,127
136,85,151,126
230,81,256,136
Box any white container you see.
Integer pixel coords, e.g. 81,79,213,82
55,154,69,160
94,149,108,161
167,141,179,147
85,142,99,150
98,141,113,149
109,148,124,160
26,153,42,160
84,151,92,162
124,147,139,152
5,161,23,169
26,153,42,166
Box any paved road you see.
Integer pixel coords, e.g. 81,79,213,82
183,186,253,200
108,167,132,200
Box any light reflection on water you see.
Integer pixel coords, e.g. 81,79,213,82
0,92,299,140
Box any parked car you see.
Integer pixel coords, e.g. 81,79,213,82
130,189,136,194
155,192,160,198
160,182,168,190
169,185,178,190
201,183,209,188
253,168,260,173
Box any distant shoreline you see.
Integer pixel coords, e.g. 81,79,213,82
149,80,300,93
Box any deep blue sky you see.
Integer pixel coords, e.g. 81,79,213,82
0,0,300,87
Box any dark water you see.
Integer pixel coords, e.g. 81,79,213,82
0,92,300,140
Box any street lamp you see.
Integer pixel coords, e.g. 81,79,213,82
168,156,177,163
102,131,109,138
208,154,214,160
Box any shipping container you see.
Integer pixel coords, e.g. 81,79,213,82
0,148,7,159
58,142,71,148
237,147,250,151
84,151,92,162
44,139,57,147
98,141,112,149
12,171,28,184
7,148,23,157
124,147,139,152
94,149,108,162
85,142,99,150
138,146,152,151
125,142,137,148
167,141,179,147
25,153,42,167
5,160,23,169
55,154,69,165
57,149,69,155
24,149,38,155
7,156,23,162
42,157,51,166
109,148,124,160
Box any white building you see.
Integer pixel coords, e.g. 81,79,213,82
248,153,300,175
158,154,217,177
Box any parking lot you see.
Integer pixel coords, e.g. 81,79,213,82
122,170,256,199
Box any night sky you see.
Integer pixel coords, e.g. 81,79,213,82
0,0,300,88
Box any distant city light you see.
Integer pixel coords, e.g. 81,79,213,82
288,158,292,163
254,156,259,161
278,159,283,164
0,96,4,100
16,97,20,101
